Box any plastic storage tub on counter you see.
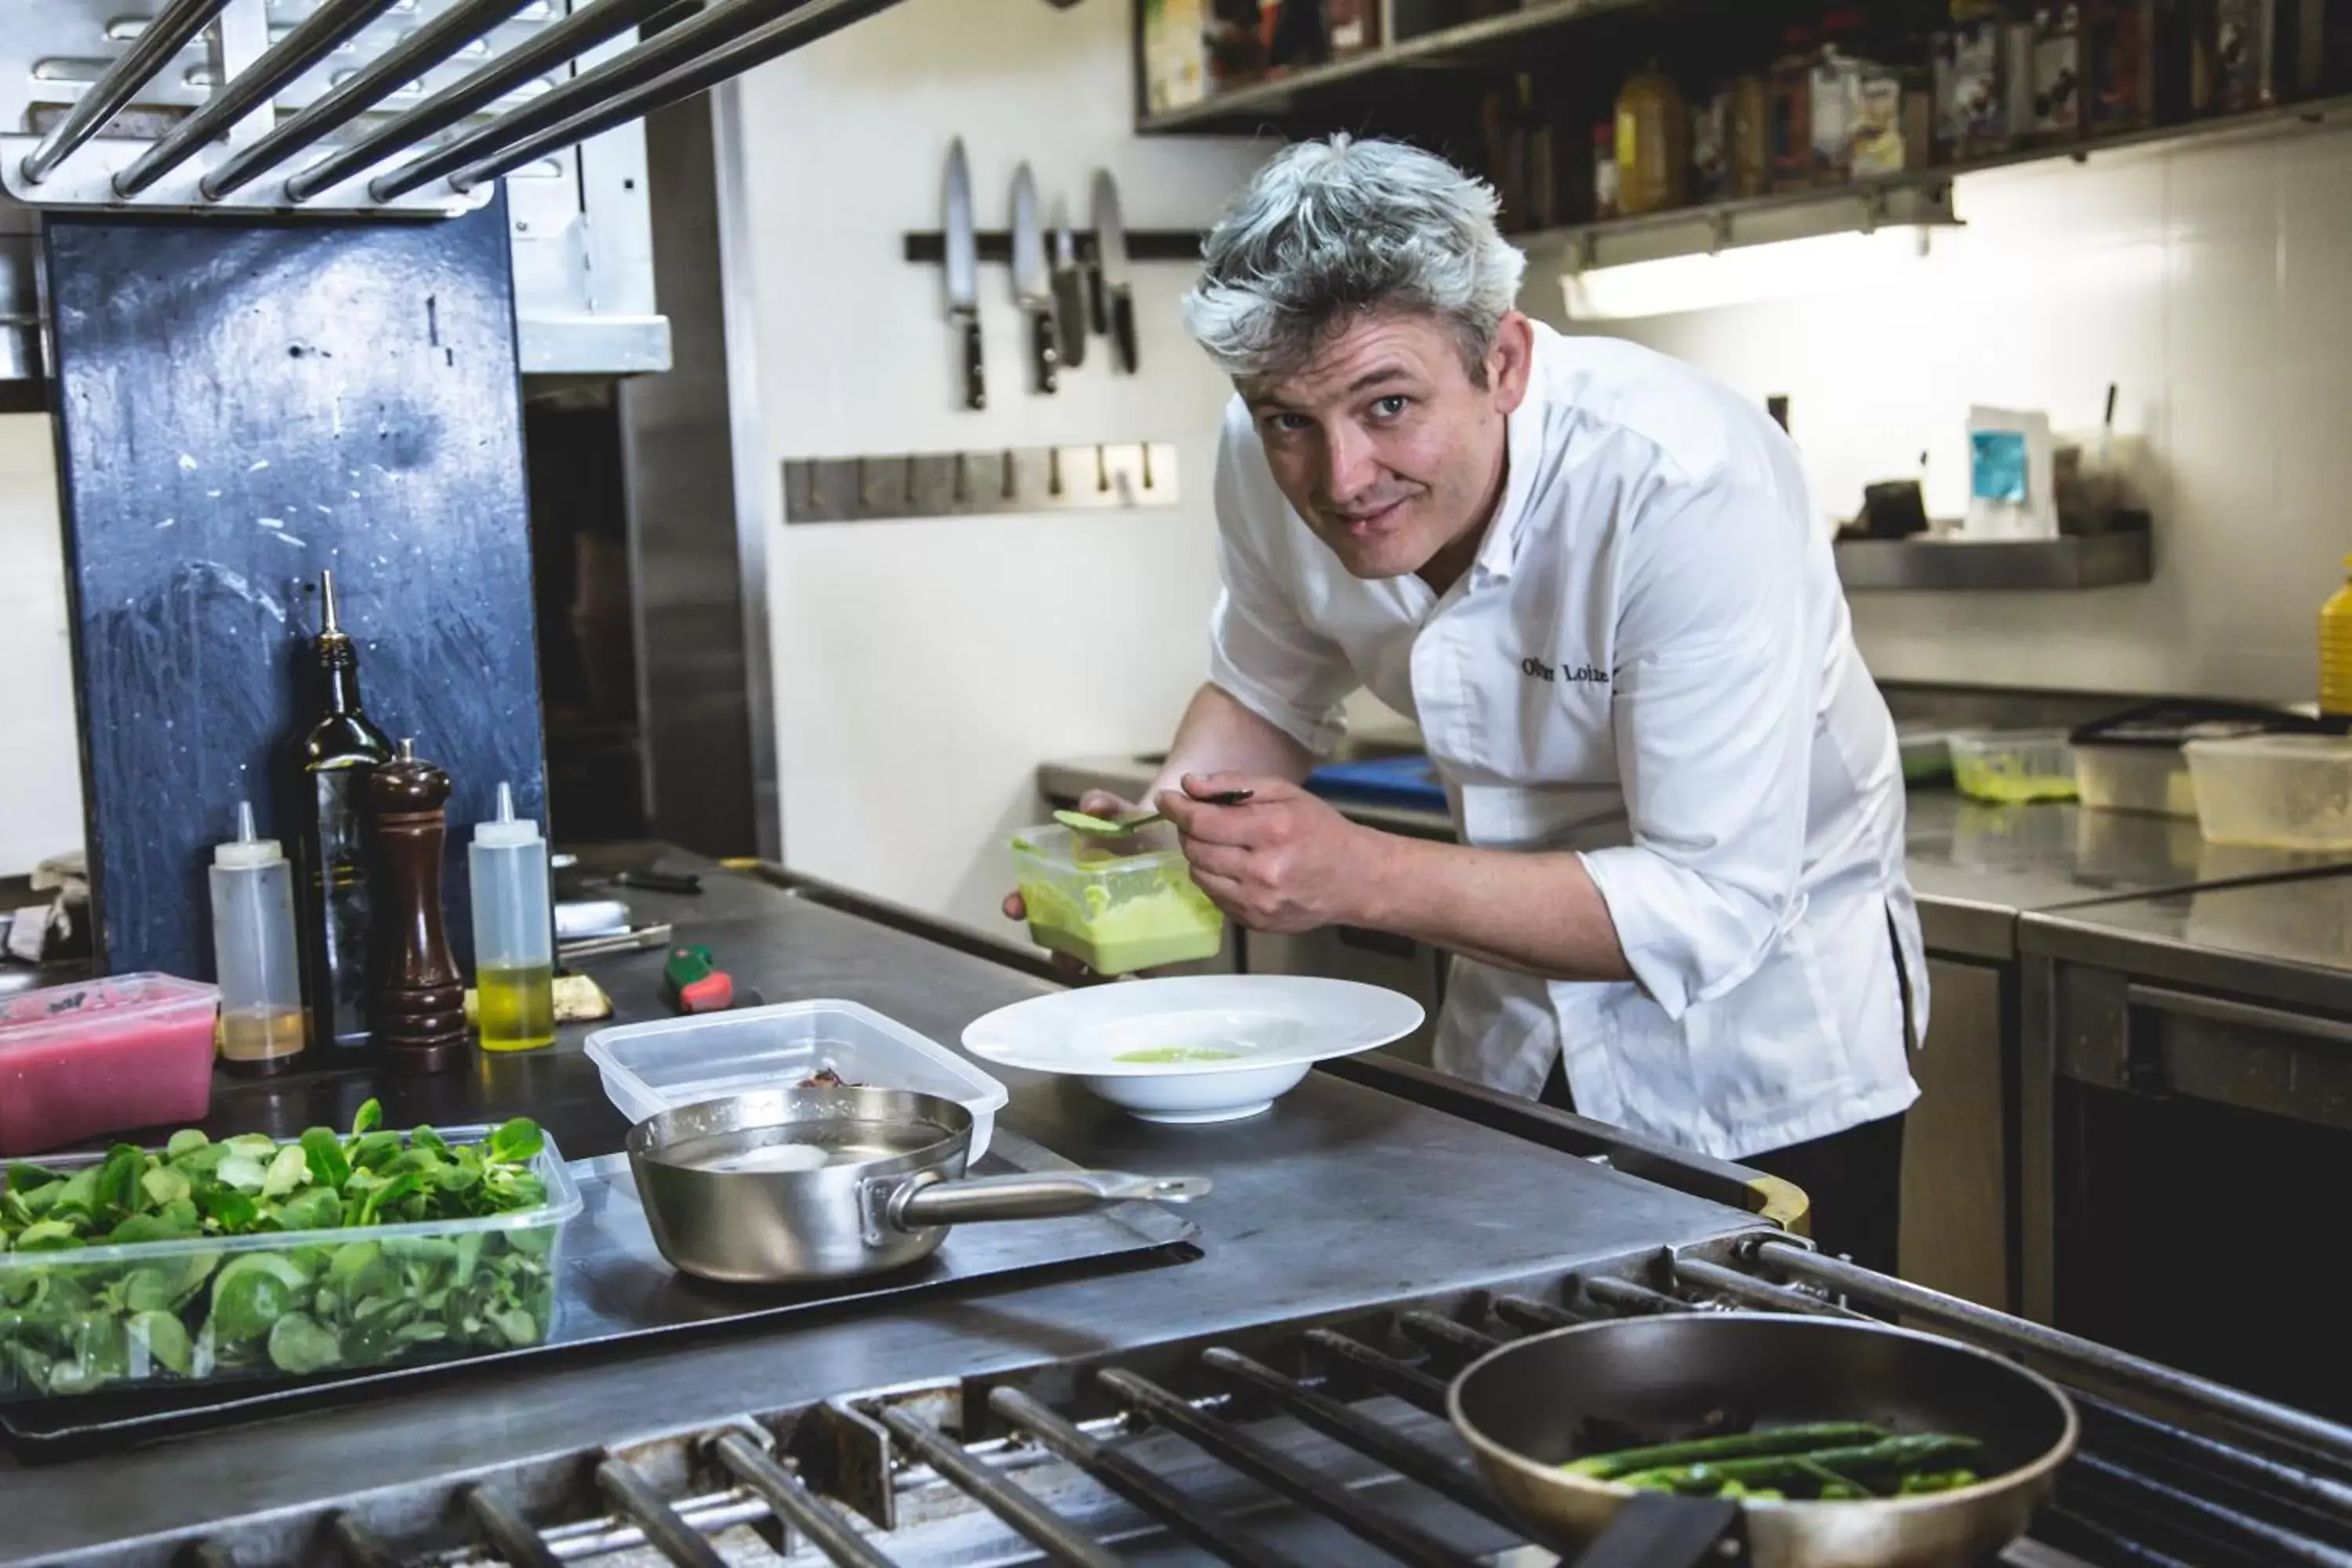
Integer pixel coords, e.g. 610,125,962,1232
2074,745,2197,818
1009,821,1226,975
2184,735,2352,850
0,1127,579,1399
584,1000,1010,1160
0,975,220,1157
1950,731,2078,804
2068,699,2325,820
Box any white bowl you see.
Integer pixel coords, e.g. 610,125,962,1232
961,975,1425,1124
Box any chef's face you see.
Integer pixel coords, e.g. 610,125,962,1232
1243,309,1532,586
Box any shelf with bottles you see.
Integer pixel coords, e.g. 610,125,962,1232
1142,2,2352,264
1137,0,1653,133
1521,82,2352,272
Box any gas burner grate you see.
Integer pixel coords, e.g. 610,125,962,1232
58,1247,2352,1568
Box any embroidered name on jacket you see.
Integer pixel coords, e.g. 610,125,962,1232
1519,657,1609,684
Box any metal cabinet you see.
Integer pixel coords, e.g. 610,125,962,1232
1897,956,2013,1311
2022,910,2352,1421
1244,924,1445,1066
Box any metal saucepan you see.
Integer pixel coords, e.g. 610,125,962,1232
624,1086,1210,1285
1449,1312,2078,1568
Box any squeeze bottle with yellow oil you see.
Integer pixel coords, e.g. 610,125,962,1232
469,782,555,1051
211,800,307,1075
2324,557,2352,720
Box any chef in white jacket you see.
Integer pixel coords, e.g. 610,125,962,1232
1014,137,1924,1269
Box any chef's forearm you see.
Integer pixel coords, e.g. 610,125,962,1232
1145,683,1316,800
1353,831,1635,984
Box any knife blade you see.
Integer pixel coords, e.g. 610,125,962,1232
1091,168,1138,375
944,137,983,411
1011,162,1060,394
1049,198,1087,371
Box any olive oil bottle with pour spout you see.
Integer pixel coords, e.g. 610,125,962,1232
292,570,394,1054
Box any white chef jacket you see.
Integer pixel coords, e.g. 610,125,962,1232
1205,322,1925,1161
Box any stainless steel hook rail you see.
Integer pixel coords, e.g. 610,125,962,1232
370,0,811,200
201,0,540,199
16,0,232,186
7,0,914,216
114,0,403,198
437,0,909,192
379,0,906,203
280,0,687,204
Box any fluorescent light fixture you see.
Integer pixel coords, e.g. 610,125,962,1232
1559,225,1936,321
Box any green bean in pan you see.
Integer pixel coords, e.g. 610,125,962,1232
1560,1421,1889,1479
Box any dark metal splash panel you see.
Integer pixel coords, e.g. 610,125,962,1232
45,194,547,979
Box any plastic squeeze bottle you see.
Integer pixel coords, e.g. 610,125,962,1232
470,782,556,1052
210,800,307,1074
2323,557,2352,721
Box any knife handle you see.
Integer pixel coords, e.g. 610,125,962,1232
1087,263,1109,336
959,315,985,411
1053,272,1088,369
1031,308,1061,395
1109,287,1138,376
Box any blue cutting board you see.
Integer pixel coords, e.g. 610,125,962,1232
1306,753,1447,809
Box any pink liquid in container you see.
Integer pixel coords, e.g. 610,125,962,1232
0,974,221,1156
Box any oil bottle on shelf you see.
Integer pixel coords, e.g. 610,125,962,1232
287,569,394,1055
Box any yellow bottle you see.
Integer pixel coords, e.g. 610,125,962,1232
1614,65,1689,217
2322,556,2352,719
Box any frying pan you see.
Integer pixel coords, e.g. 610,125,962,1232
1450,1312,2078,1568
625,1086,1208,1285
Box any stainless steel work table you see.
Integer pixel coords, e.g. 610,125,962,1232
0,859,1762,1562
1041,756,2352,961
1039,756,2352,1320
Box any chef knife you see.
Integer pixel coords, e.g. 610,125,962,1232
1091,168,1138,375
1049,198,1088,371
944,137,984,411
1011,162,1061,394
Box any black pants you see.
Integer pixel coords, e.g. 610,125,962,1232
1537,1059,1907,1276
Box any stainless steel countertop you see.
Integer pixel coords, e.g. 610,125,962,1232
0,859,1761,1560
2020,874,2352,1009
1040,757,2352,964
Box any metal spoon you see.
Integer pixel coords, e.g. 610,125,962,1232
1055,788,1254,839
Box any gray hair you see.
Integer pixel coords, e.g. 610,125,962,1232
1182,136,1527,383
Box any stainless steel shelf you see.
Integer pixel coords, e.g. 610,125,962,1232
1835,530,2154,593
1528,180,1958,271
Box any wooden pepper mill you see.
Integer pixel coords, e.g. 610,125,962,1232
366,738,471,1073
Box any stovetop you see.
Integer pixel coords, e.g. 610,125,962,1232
45,1238,2339,1568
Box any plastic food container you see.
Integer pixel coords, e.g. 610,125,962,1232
2184,735,2352,850
0,975,220,1157
2073,744,2198,818
2067,699,2321,822
1949,731,2078,804
0,1127,579,1399
584,1000,1010,1160
1896,726,1954,786
1008,822,1226,975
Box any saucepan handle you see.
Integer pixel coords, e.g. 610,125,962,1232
891,1170,1210,1230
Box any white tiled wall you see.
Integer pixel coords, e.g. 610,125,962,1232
726,0,1272,933
0,415,82,877
1535,128,2352,703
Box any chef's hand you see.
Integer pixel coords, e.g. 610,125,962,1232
1160,773,1373,935
1003,789,1136,975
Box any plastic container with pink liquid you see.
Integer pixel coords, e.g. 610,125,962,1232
0,974,220,1156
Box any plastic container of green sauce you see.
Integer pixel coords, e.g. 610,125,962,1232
1007,822,1225,975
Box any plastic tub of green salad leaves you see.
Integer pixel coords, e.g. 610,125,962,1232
0,1099,580,1399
